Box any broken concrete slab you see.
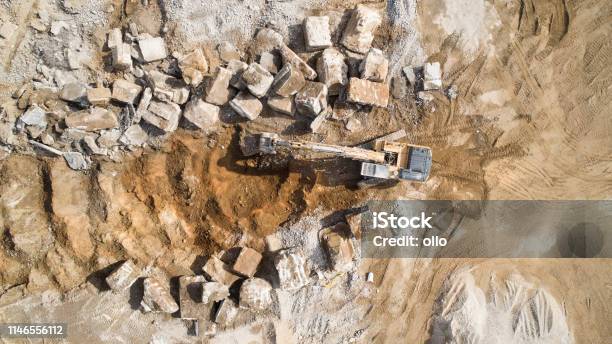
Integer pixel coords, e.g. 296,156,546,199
267,96,294,116
178,48,209,86
179,275,208,320
229,91,262,120
65,107,119,131
82,136,108,155
304,16,332,51
423,62,442,90
202,282,229,304
242,63,274,98
112,43,132,70
205,67,233,106
341,4,382,54
112,79,142,104
107,28,122,49
63,151,89,170
19,106,47,129
239,277,273,310
202,256,241,287
105,260,140,291
217,42,241,62
183,99,219,130
59,82,87,104
279,44,317,80
252,28,284,55
119,124,148,147
141,277,179,313
316,48,348,96
360,48,389,82
274,249,309,290
272,63,305,97
310,110,327,134
226,59,249,90
259,51,280,75
142,100,181,132
322,226,355,272
295,81,328,117
232,247,262,277
214,299,239,325
346,77,389,107
138,37,167,62
146,71,190,105
87,87,111,106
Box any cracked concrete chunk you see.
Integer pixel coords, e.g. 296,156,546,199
105,260,140,291
402,66,416,85
232,247,262,277
142,100,181,132
275,249,309,290
65,107,119,131
202,256,241,286
304,16,332,51
179,275,207,320
259,51,280,75
138,37,168,62
63,151,89,170
423,62,442,90
202,282,229,304
112,79,142,104
217,42,241,62
19,106,47,129
141,277,179,313
87,87,111,106
226,59,249,90
147,71,190,105
230,91,262,120
107,28,122,49
205,67,233,105
310,110,327,134
214,299,238,325
316,48,348,95
279,44,317,80
341,5,382,53
272,63,305,97
239,277,272,310
268,96,294,116
179,48,209,86
346,77,389,107
242,63,274,98
112,43,132,70
360,48,389,82
295,81,328,117
183,99,219,130
119,124,148,147
60,82,87,103
252,28,284,55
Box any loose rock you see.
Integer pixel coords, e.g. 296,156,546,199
232,247,262,277
272,63,306,97
112,43,132,70
141,278,179,313
252,28,284,55
341,5,382,54
304,16,332,51
202,256,241,286
119,124,148,147
226,60,249,90
239,277,273,310
19,106,47,129
230,92,262,120
205,67,233,106
423,62,442,90
107,28,122,49
295,81,328,117
178,48,209,86
274,249,309,290
138,37,168,62
267,96,294,116
241,63,274,98
316,48,348,96
360,48,389,82
142,100,181,132
259,51,280,75
279,44,317,80
60,82,87,104
105,260,140,291
65,107,119,131
112,79,142,104
346,77,389,107
183,99,219,130
87,87,111,106
63,151,89,170
214,299,239,325
202,282,229,304
217,42,241,62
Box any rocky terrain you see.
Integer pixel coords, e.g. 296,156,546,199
0,0,611,343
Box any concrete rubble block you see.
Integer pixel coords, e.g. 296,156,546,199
136,87,153,119
138,37,168,62
229,91,262,121
105,260,140,291
112,79,142,104
346,77,389,107
98,129,122,148
241,63,274,98
19,106,47,129
107,28,122,49
202,256,241,286
217,42,241,62
183,99,219,130
119,124,148,147
179,48,209,86
205,67,233,105
279,44,317,80
267,96,294,116
232,247,263,277
0,22,18,40
226,59,249,90
63,151,89,170
112,43,132,70
142,100,181,132
239,277,273,310
147,71,190,105
214,299,239,325
87,87,111,106
360,48,389,82
341,5,382,54
202,282,230,304
259,51,280,75
252,28,284,55
295,81,328,117
179,275,208,320
310,110,327,134
60,82,87,103
423,62,442,90
82,136,107,155
272,63,305,97
402,66,416,85
322,225,355,272
141,277,179,313
274,249,309,290
65,107,119,131
316,48,348,96
304,16,332,51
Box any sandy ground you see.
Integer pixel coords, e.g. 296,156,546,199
0,0,611,343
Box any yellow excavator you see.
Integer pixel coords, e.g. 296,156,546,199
244,132,432,182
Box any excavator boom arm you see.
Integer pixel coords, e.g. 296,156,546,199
274,138,387,163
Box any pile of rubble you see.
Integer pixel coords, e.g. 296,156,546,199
99,218,359,337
